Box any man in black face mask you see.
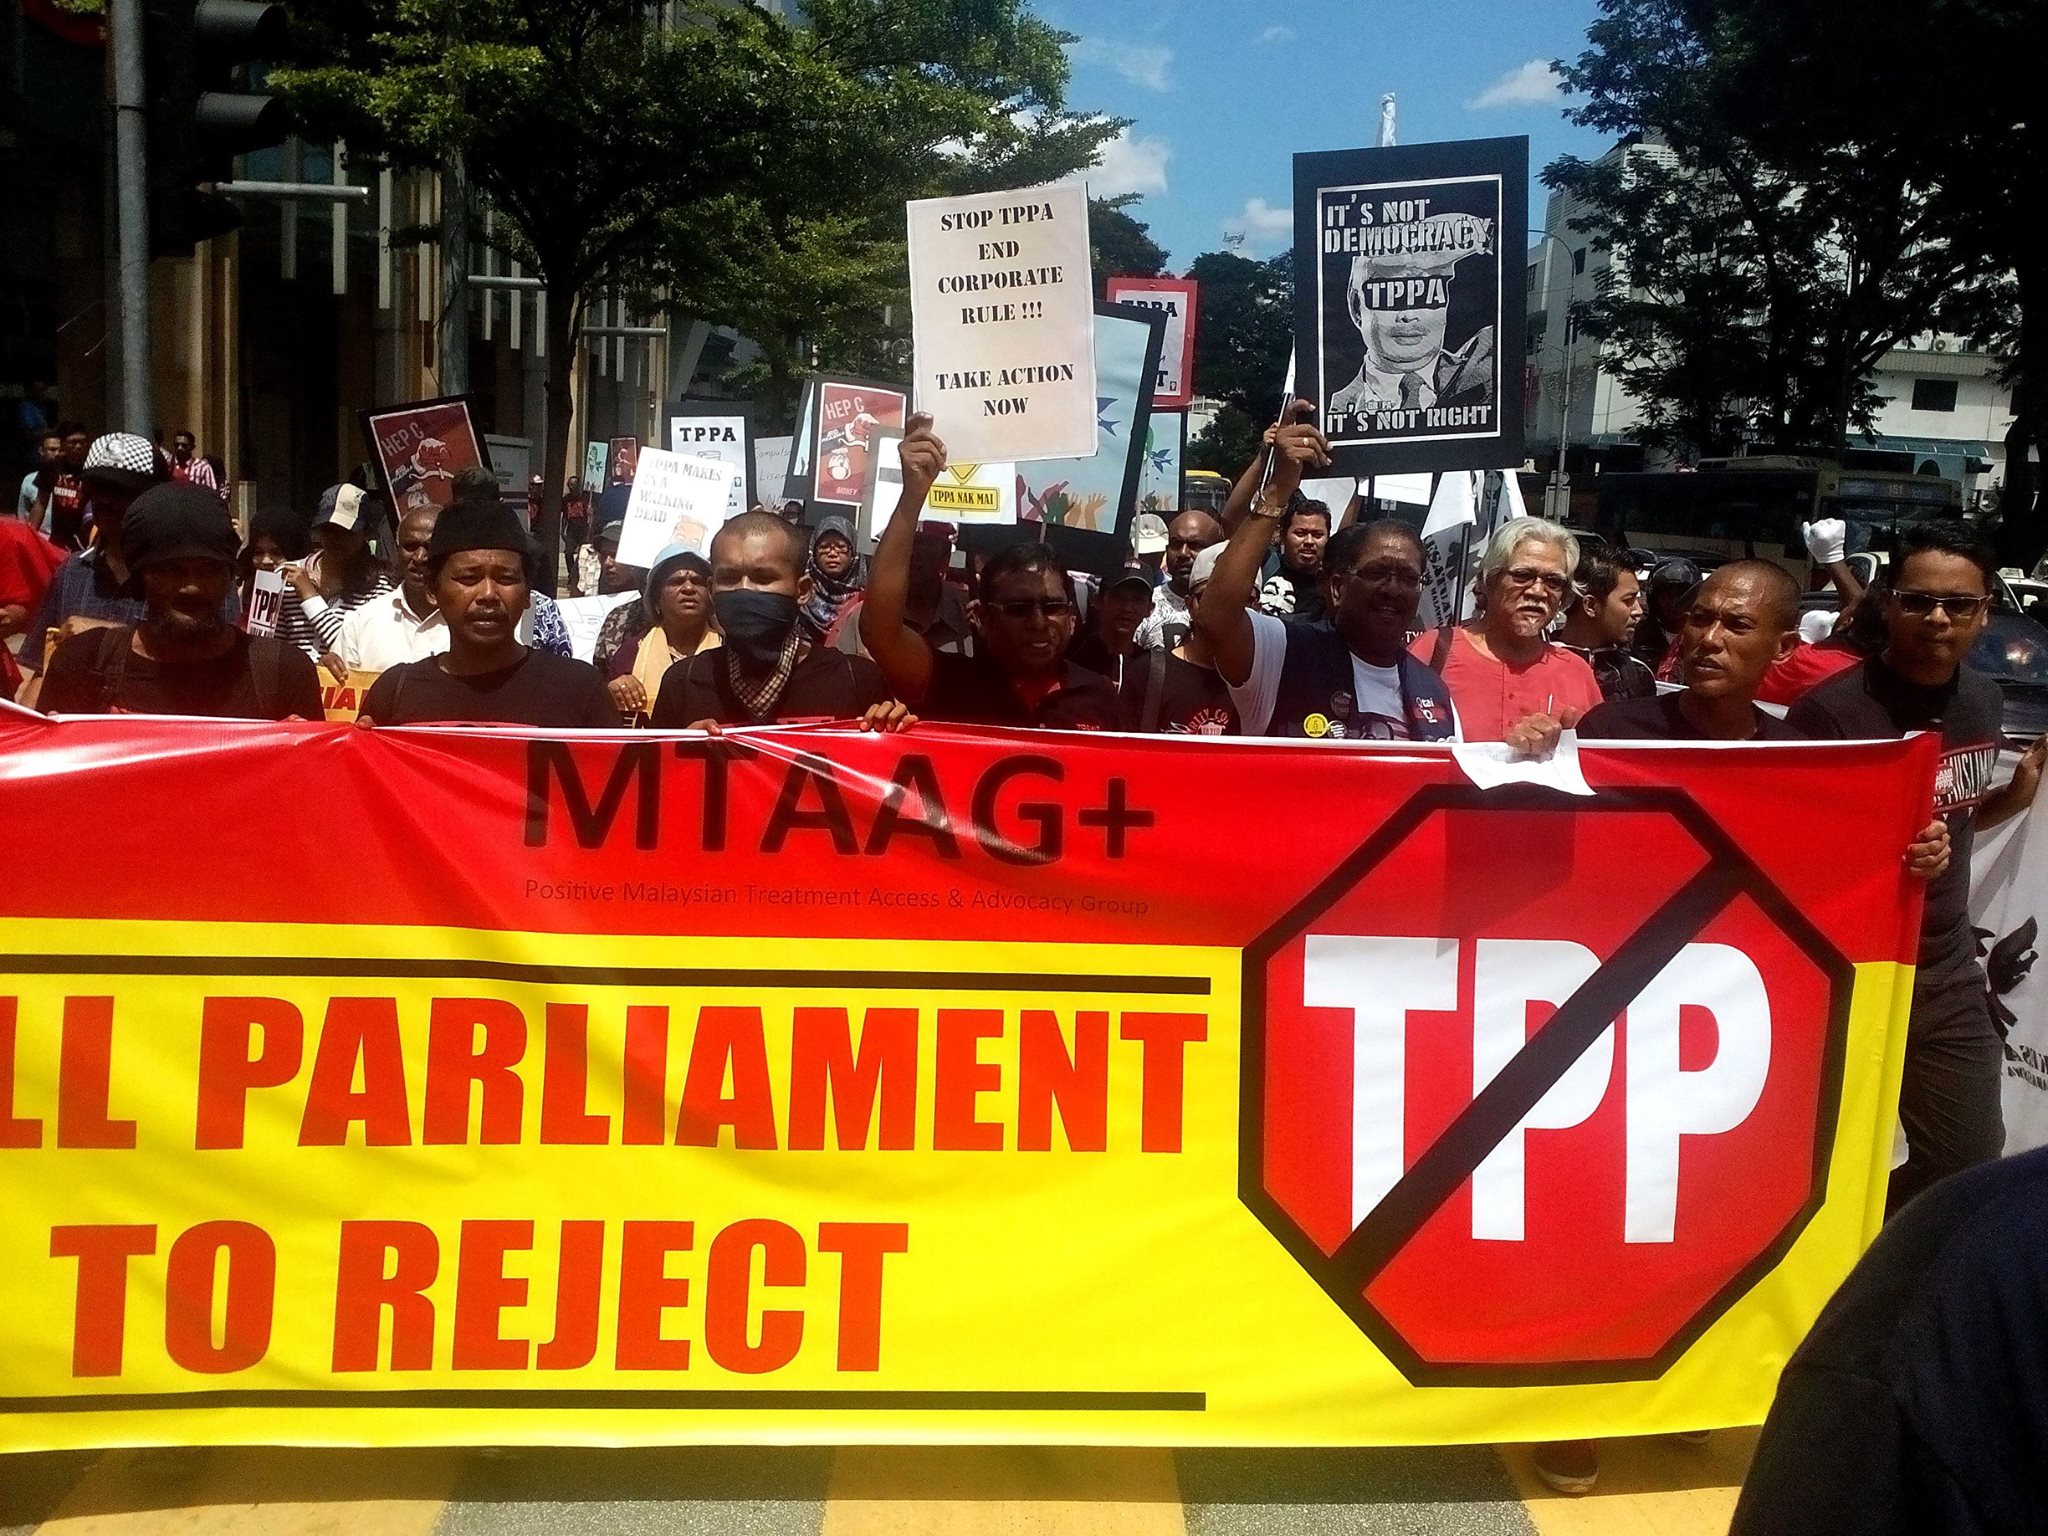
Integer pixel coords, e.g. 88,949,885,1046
649,510,913,731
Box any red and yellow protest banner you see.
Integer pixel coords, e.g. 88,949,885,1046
0,714,1933,1451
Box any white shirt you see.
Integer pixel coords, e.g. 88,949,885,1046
1226,609,1461,741
1135,582,1189,650
334,588,540,672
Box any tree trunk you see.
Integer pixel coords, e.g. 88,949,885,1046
537,283,579,594
1993,258,2044,573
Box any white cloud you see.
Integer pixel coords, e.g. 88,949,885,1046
1223,196,1293,254
1069,36,1174,92
1086,127,1172,198
1255,24,1296,45
1467,59,1562,109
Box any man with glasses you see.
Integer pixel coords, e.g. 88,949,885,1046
1790,521,2044,1212
1196,404,1456,741
863,415,1119,729
1412,515,1603,747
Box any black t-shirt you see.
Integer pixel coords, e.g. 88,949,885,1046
39,627,326,720
1067,631,1136,690
922,651,1119,730
1578,692,1803,741
649,644,888,727
1788,656,2002,977
1560,642,1657,702
361,649,618,728
1731,1146,2048,1536
1121,649,1241,735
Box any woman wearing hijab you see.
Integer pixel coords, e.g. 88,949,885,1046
800,517,865,640
605,541,721,720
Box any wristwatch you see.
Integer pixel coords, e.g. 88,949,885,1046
1249,494,1287,520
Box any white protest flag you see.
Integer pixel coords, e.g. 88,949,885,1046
1499,465,1530,523
1299,476,1358,510
1417,472,1483,633
908,182,1098,464
1421,470,1477,539
1967,805,2048,1154
1374,472,1434,507
615,448,741,569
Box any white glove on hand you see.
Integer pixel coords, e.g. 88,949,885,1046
1802,518,1847,567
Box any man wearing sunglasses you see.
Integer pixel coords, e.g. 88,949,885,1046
1790,521,2045,1213
863,415,1119,730
1196,402,1457,741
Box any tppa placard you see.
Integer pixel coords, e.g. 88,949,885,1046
1105,277,1199,409
908,183,1099,464
1248,786,1851,1382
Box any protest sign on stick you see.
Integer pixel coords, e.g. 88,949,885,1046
1293,137,1527,478
666,402,755,521
1105,276,1199,408
607,437,641,488
582,440,610,492
359,395,490,518
615,447,739,568
795,376,906,519
1138,411,1185,515
908,182,1098,464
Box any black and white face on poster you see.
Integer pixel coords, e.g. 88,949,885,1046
1294,138,1526,477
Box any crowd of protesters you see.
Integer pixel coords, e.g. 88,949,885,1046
5,401,2045,1516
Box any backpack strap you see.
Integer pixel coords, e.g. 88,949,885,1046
1140,644,1168,733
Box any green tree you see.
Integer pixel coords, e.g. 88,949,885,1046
1183,249,1291,473
1547,0,1990,459
1090,194,1166,293
277,0,1114,576
1708,0,2040,558
652,1,1117,434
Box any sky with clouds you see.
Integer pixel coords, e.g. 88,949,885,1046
1043,0,1608,268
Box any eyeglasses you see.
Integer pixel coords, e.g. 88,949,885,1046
1344,562,1423,590
1503,567,1569,595
988,598,1076,619
1891,589,1991,619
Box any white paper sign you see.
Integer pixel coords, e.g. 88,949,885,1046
1297,476,1358,512
754,436,794,506
616,448,741,569
245,568,285,638
1374,472,1435,507
668,414,749,520
553,591,640,664
853,433,1016,549
907,181,1098,464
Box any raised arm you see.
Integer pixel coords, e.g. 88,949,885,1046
1220,421,1280,533
859,413,948,705
1198,401,1329,685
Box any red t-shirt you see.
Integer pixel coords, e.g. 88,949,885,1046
1410,627,1605,742
1756,639,1863,707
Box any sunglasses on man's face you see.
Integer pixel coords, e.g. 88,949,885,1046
1890,589,1991,619
987,598,1075,620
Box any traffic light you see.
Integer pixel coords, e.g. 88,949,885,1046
146,0,291,257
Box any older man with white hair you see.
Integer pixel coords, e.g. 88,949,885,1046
1410,515,1602,748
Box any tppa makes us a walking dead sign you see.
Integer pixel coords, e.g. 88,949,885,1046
907,183,1099,465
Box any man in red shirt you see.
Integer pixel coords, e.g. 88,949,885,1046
1410,515,1603,748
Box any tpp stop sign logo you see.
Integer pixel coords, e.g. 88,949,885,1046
1243,786,1853,1384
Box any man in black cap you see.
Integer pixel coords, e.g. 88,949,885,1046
37,483,324,719
359,496,617,727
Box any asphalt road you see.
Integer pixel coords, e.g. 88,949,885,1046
1,1434,1757,1536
